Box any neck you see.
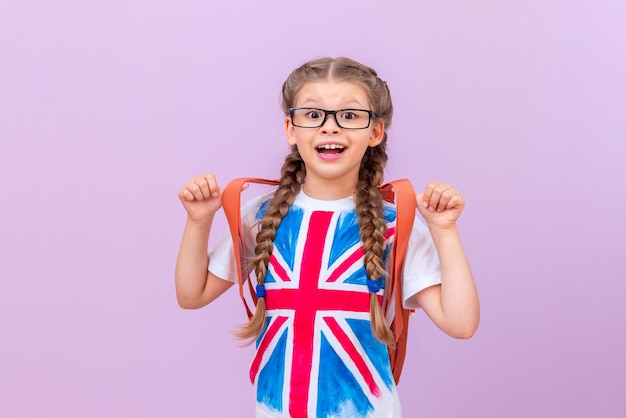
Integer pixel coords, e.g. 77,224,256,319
302,178,358,200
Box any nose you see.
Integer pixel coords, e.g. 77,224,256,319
320,112,341,134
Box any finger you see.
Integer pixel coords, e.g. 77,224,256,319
178,188,195,202
188,181,206,201
444,194,458,211
415,192,425,208
202,173,220,197
415,193,431,217
194,173,220,199
446,190,465,210
428,183,449,212
188,176,208,200
421,182,439,209
436,188,456,212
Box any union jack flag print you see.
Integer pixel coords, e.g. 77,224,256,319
250,199,399,418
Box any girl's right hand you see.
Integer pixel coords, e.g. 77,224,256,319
178,173,223,223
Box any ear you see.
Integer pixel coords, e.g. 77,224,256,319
285,116,297,146
368,119,385,147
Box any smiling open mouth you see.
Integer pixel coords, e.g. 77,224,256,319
317,144,345,154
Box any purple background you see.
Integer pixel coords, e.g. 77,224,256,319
1,1,625,417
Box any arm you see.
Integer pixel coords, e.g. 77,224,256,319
413,182,480,339
175,174,234,309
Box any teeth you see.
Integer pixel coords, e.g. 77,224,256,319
319,144,344,150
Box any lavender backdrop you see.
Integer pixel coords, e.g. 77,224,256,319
1,1,625,417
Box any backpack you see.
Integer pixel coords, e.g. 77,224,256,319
222,178,416,385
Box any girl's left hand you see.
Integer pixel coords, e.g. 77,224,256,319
416,182,465,230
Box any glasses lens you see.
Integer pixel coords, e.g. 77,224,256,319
336,110,371,129
291,108,325,127
291,108,372,129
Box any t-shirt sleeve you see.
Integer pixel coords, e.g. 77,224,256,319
207,193,270,283
401,216,442,309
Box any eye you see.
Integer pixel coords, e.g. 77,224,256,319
304,109,323,119
339,111,359,120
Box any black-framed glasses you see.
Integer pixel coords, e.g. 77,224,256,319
288,107,377,130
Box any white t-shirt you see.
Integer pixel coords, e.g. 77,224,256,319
209,190,441,418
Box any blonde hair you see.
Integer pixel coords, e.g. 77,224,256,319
236,57,395,345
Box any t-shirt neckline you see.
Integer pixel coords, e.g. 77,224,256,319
293,190,356,212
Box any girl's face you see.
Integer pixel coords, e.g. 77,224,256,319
285,80,384,200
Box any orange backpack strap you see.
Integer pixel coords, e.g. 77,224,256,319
222,178,279,319
380,179,416,385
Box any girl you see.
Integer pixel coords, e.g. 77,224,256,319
175,57,479,418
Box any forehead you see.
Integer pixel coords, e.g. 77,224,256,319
295,80,370,108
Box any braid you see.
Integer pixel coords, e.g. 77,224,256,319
355,143,395,345
235,148,305,342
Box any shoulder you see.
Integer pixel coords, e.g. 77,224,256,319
241,190,276,221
